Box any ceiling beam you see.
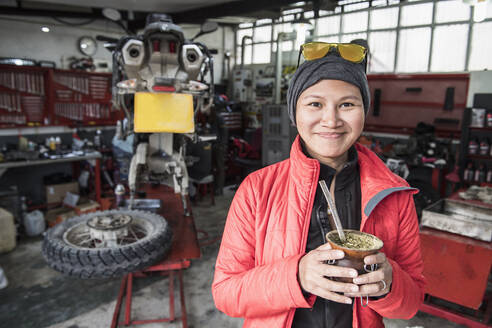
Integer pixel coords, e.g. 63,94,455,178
0,6,103,19
171,0,305,23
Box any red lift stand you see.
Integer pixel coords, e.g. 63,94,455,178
111,185,201,328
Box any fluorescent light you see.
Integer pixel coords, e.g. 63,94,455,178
41,26,50,32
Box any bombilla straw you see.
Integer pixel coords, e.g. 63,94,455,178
319,180,346,243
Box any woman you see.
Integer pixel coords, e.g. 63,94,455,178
212,41,425,328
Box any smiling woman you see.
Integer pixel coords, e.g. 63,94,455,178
212,40,425,328
295,80,365,170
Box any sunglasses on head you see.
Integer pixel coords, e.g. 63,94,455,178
297,42,368,68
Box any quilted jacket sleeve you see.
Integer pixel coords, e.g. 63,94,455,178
368,191,426,319
212,175,313,318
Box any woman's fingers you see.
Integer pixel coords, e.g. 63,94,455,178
316,276,359,294
312,286,353,304
313,249,345,262
348,253,393,297
298,246,363,304
353,270,384,285
344,281,385,297
315,263,358,279
363,252,386,265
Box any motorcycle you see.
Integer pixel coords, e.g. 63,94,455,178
43,13,218,278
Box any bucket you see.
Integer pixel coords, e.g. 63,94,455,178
24,210,46,236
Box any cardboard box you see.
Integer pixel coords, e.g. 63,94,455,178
75,200,100,215
45,182,79,204
45,207,76,227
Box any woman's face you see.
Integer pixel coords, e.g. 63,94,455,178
295,79,365,165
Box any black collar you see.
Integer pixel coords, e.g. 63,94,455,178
300,141,359,191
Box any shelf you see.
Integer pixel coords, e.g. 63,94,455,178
470,126,492,132
467,154,492,160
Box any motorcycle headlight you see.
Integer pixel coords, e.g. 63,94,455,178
181,44,205,80
122,39,145,67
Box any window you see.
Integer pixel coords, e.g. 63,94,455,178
435,1,470,23
344,1,369,12
469,21,492,70
304,11,315,18
273,23,294,40
397,27,431,72
368,31,397,72
317,15,340,35
253,43,271,64
283,14,295,22
234,0,492,73
256,19,272,25
431,24,468,72
340,32,367,43
236,46,241,65
318,36,340,43
400,3,433,26
237,28,252,46
342,11,368,33
370,7,399,30
371,0,388,7
281,41,294,52
236,44,252,65
272,40,295,52
254,25,272,42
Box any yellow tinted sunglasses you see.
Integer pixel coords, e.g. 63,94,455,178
297,42,367,68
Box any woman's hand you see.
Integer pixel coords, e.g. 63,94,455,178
298,243,360,304
345,252,392,298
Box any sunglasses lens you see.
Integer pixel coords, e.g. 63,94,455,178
302,42,331,61
338,44,366,63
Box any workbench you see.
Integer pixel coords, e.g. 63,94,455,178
111,184,201,328
0,151,102,203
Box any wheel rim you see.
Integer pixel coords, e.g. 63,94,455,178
63,213,155,249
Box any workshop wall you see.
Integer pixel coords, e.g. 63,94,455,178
467,71,492,107
0,16,234,84
0,16,121,70
181,24,235,84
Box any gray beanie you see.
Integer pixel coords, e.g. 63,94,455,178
287,54,370,126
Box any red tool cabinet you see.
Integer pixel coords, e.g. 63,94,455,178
366,73,469,137
420,227,492,327
0,64,123,128
0,65,50,126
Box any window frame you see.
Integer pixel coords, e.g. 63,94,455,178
234,0,492,72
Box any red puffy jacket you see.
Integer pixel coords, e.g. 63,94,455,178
212,136,425,327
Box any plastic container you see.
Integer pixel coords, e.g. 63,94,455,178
0,266,8,289
24,210,46,236
0,207,16,253
479,138,490,156
468,138,479,155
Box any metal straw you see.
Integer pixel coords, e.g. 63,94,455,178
319,180,346,243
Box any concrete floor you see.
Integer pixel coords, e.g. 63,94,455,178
0,186,469,328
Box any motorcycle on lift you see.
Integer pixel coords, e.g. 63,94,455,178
42,14,218,279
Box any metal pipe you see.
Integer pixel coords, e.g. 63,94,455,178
241,35,252,68
275,32,296,104
275,33,285,104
